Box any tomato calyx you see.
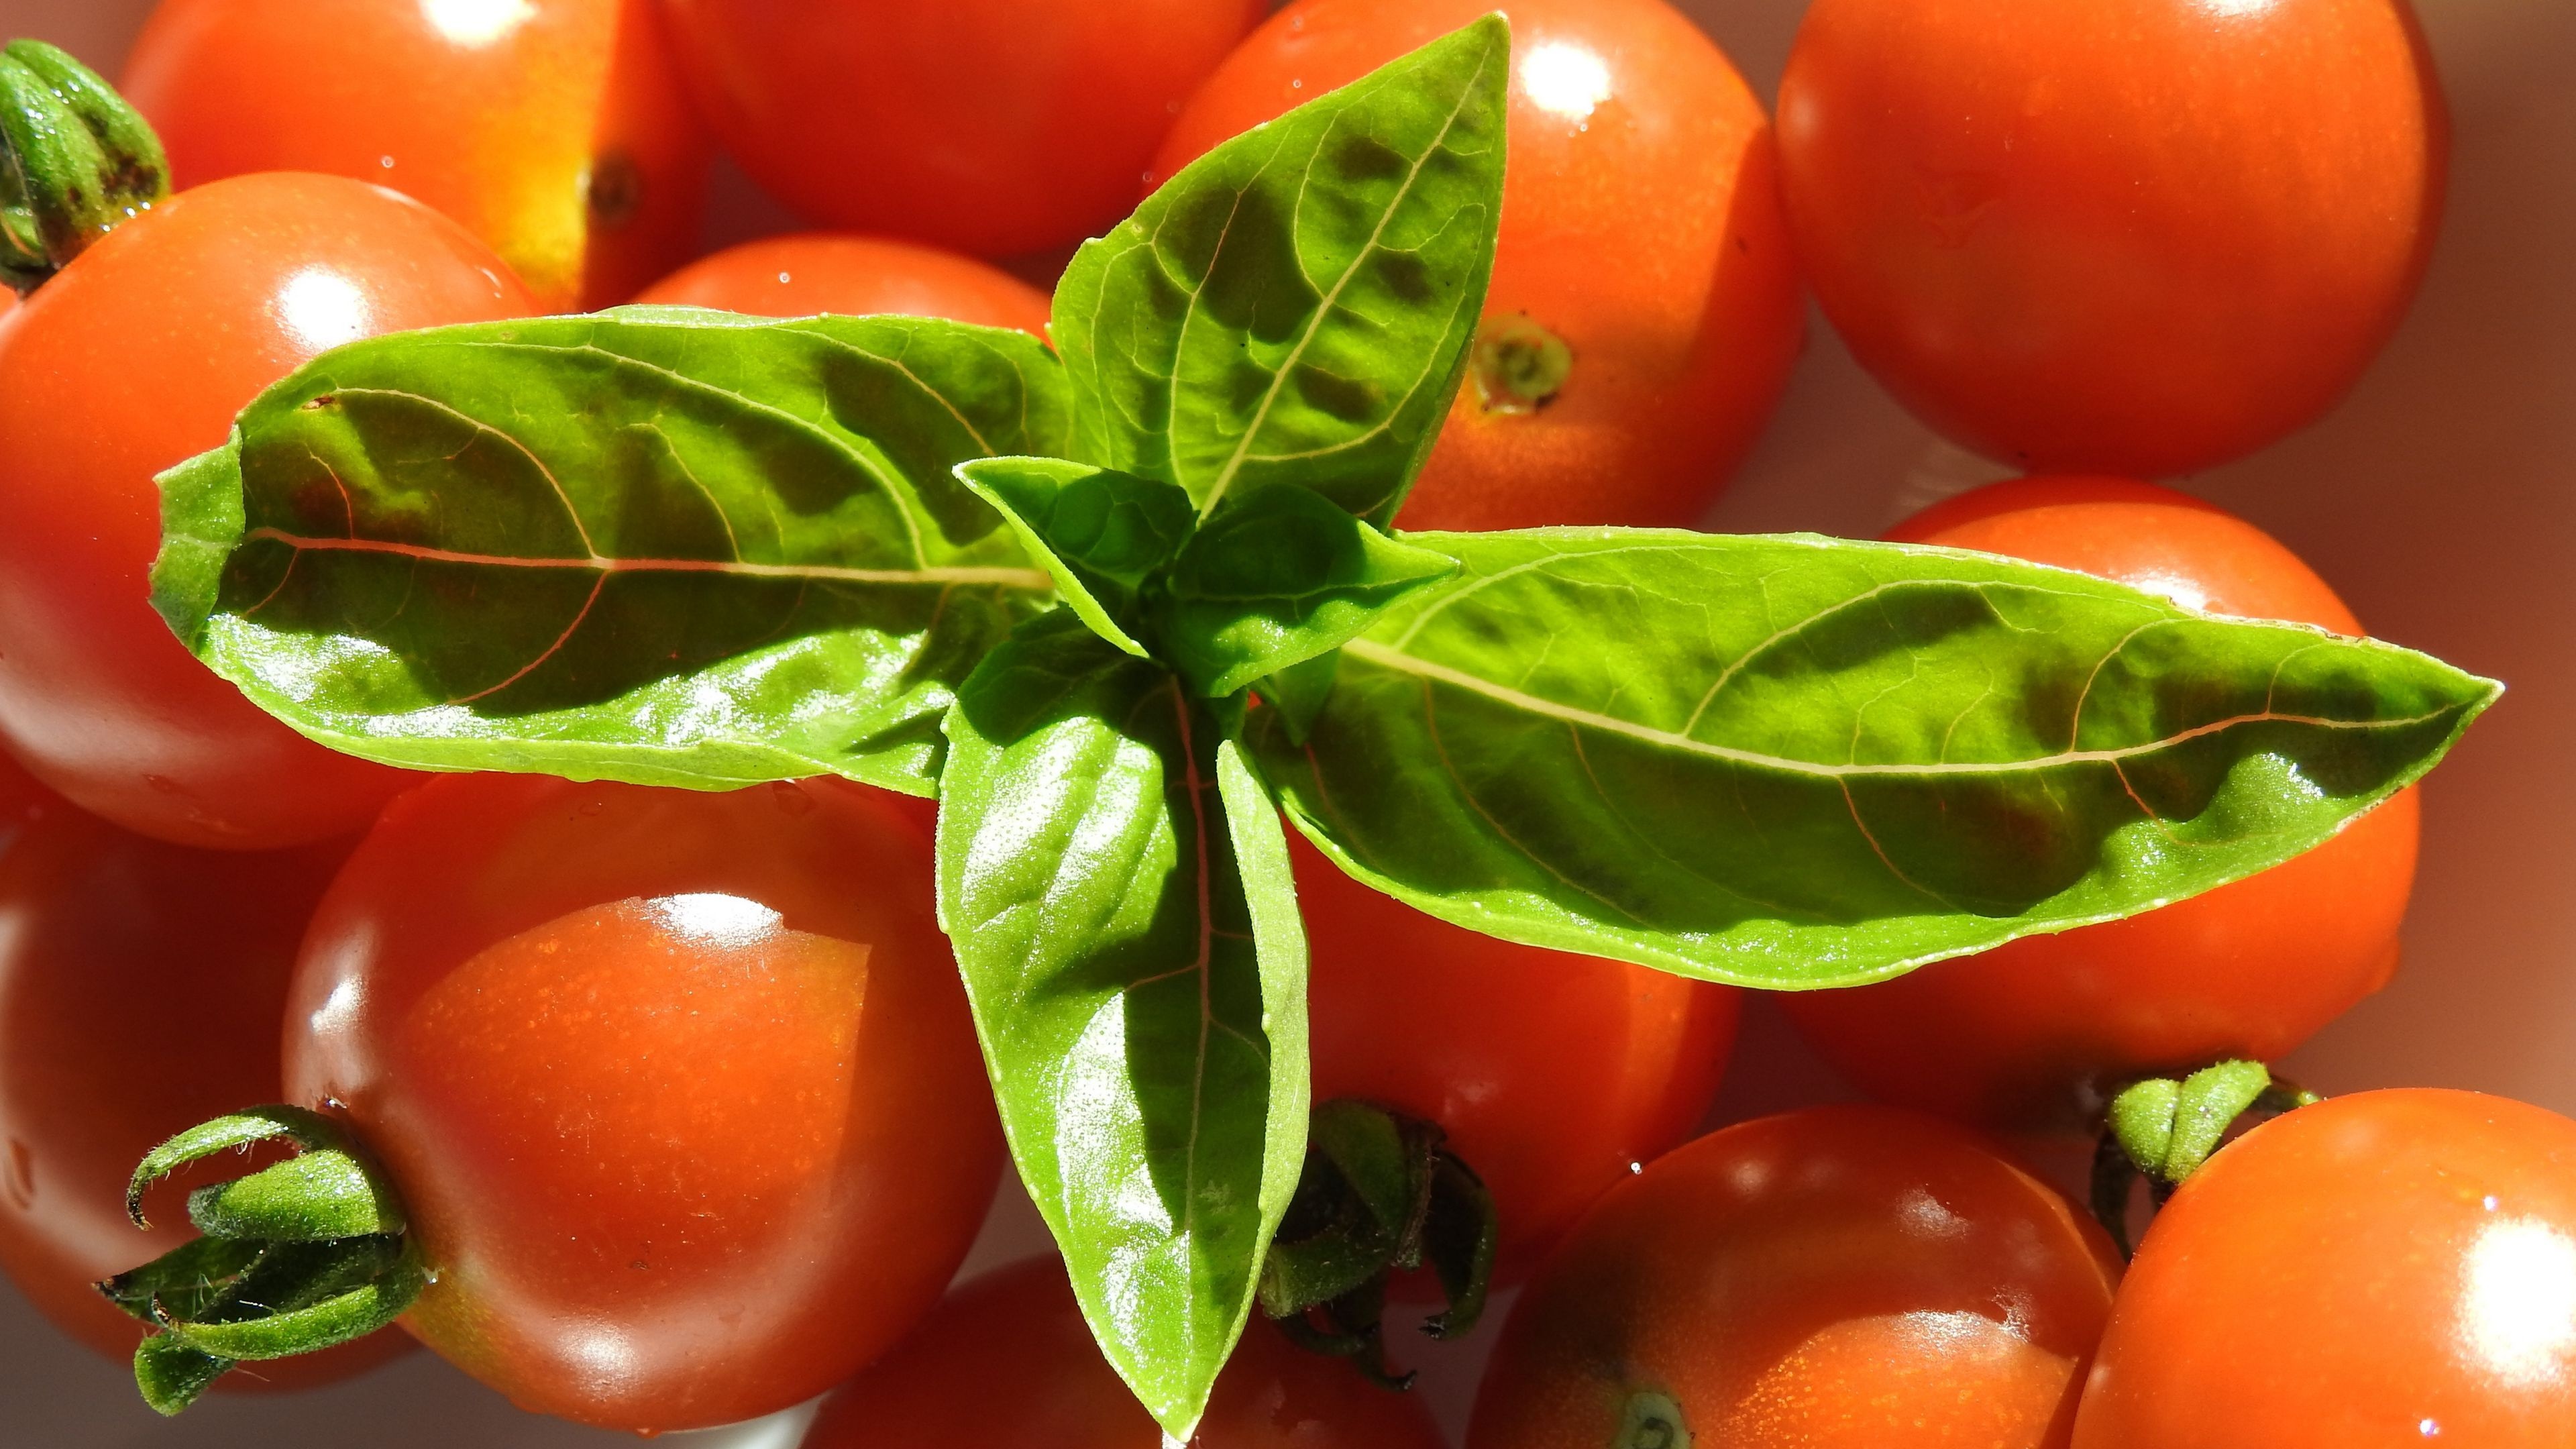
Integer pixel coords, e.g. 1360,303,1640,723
1469,312,1574,415
2088,1059,2321,1257
100,1105,421,1414
1257,1098,1499,1389
0,40,170,295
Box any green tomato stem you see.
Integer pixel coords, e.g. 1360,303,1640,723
2092,1059,2323,1257
0,38,169,296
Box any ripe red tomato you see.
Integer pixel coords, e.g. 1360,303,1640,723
123,0,711,311
1776,0,2445,476
281,773,1000,1432
0,749,405,1387
2076,1090,2576,1447
1469,1106,2121,1449
1782,478,2419,1127
633,233,1053,334
0,173,531,851
658,0,1267,258
803,1254,1447,1448
1157,0,1803,532
1293,836,1738,1280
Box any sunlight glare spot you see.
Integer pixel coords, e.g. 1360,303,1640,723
421,0,537,46
2461,1217,2576,1388
277,269,372,354
1521,42,1613,125
648,893,783,950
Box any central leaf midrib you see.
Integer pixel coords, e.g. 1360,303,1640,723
1338,638,2456,779
241,529,1055,590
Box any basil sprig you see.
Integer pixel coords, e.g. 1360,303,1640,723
143,15,2498,1435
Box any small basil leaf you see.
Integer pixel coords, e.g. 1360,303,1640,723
1244,529,2500,988
1155,488,1459,697
152,309,1069,796
955,456,1197,657
938,612,1307,1437
1052,15,1509,525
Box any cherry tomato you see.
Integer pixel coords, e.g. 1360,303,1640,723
803,1254,1446,1448
123,0,710,311
1782,478,2420,1128
282,773,1000,1432
658,0,1267,258
0,173,530,851
1293,835,1738,1279
0,749,405,1387
633,233,1052,334
2076,1089,2576,1448
1776,0,2445,476
1468,1106,2121,1449
1156,0,1803,532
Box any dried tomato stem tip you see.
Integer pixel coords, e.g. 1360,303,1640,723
1258,1097,1500,1389
0,38,169,294
2090,1059,2322,1257
99,1105,421,1415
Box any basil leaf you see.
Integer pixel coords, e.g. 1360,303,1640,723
152,309,1069,796
955,457,1197,658
1156,486,1458,698
1052,15,1509,525
1244,529,2500,987
937,612,1308,1436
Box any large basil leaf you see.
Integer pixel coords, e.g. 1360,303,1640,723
1158,486,1458,698
1245,529,2500,988
152,308,1067,795
937,612,1308,1436
1051,15,1509,526
955,457,1197,659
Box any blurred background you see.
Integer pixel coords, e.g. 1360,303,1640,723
2,0,2571,1443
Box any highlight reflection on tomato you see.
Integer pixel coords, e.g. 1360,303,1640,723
1157,0,1803,531
1783,478,2420,1127
125,0,712,311
284,774,1002,1432
633,233,1052,334
0,173,530,849
2076,1090,2576,1448
1469,1106,2121,1449
0,749,406,1388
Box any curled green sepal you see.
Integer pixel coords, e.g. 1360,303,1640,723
1258,1098,1499,1387
105,1104,418,1414
0,39,169,293
2090,1060,2321,1256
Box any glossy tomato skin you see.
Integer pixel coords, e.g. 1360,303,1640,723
659,0,1266,258
1777,0,2445,476
125,0,711,311
633,233,1052,333
1470,1106,2121,1449
284,773,1002,1432
1157,0,1803,532
0,749,405,1386
2076,1090,2576,1447
803,1254,1446,1448
1782,478,2420,1127
0,174,530,850
1294,836,1739,1279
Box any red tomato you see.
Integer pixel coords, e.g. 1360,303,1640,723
1776,0,2445,476
0,174,529,851
1157,0,1803,532
2076,1090,2576,1447
658,0,1267,258
803,1254,1447,1448
282,773,1002,1432
1294,836,1738,1279
1782,478,2420,1127
1470,1107,2121,1449
633,233,1052,334
0,749,405,1387
124,0,710,311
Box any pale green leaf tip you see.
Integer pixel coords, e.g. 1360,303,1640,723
148,433,246,649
